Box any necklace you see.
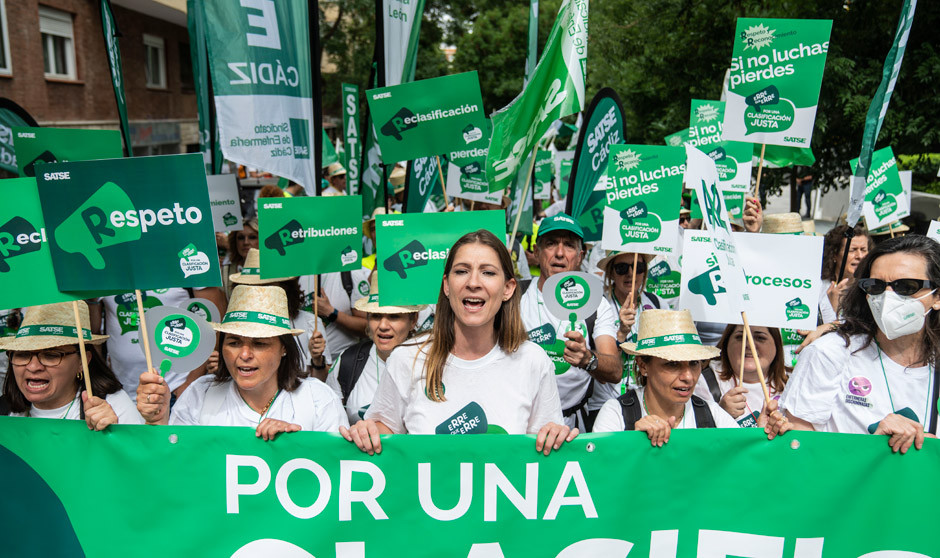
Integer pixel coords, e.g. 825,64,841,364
241,389,281,423
27,392,77,419
875,343,932,425
642,390,685,428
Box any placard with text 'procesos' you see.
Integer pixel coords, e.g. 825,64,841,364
367,71,487,164
258,195,362,279
376,210,505,306
35,153,221,292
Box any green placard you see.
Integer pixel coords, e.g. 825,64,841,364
558,159,573,198
688,101,752,193
341,83,361,196
690,190,745,221
35,153,222,292
722,18,832,147
2,419,939,557
533,150,554,199
602,145,685,255
376,210,505,306
664,127,692,147
12,127,123,178
258,195,362,278
0,178,80,310
850,146,904,228
444,119,492,199
367,71,486,164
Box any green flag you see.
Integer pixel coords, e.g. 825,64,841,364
342,83,361,195
382,0,426,86
99,0,131,156
0,178,81,310
722,18,832,148
258,196,362,278
12,127,123,178
36,153,221,292
757,143,815,169
486,0,588,193
846,0,917,227
851,146,905,229
533,150,553,200
367,72,486,165
404,156,443,213
187,0,221,175
525,0,539,84
376,210,505,306
202,0,318,193
322,130,339,168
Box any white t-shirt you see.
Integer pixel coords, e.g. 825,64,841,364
299,269,371,361
779,333,936,434
99,288,196,397
818,279,839,324
588,292,659,412
692,361,782,427
322,185,346,196
170,374,348,430
592,386,740,432
519,281,618,428
9,389,144,424
325,343,385,425
364,339,563,434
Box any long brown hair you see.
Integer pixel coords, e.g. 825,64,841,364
715,324,789,394
3,348,123,414
422,230,527,401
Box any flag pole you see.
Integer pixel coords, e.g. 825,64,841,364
628,252,638,310
313,275,319,333
135,290,155,374
72,301,93,397
741,311,771,405
435,156,450,207
508,147,539,247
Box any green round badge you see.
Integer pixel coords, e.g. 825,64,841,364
155,315,200,358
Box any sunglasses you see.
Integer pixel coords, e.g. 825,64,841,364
612,261,647,276
857,278,936,297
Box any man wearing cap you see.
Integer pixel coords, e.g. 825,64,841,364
520,213,622,431
323,163,348,196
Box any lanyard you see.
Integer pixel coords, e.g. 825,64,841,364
875,343,932,425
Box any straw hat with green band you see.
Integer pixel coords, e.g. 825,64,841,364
620,309,720,361
354,274,427,314
229,248,296,285
761,212,804,235
0,301,108,352
213,285,304,338
596,250,654,273
868,220,910,236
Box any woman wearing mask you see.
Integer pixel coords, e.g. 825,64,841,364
327,274,425,424
341,230,575,455
777,236,940,453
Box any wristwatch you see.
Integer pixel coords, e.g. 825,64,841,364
584,351,598,372
324,308,339,324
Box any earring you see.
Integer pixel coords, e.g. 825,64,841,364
76,369,83,381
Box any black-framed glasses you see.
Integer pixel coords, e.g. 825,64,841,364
10,349,78,367
613,261,647,276
857,278,936,297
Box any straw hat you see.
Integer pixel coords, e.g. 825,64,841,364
868,221,910,236
679,208,691,217
229,248,295,285
762,212,804,234
390,166,407,193
0,301,108,351
596,250,654,273
327,162,347,178
364,207,401,238
620,309,720,361
213,285,304,338
802,220,817,236
353,274,427,314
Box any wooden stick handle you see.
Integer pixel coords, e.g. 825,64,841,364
741,311,772,404
72,301,93,397
752,143,767,199
738,324,747,386
135,290,155,373
313,275,319,333
628,252,638,310
435,156,450,207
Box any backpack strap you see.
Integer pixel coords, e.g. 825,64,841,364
690,395,717,428
929,365,939,435
562,378,593,421
585,313,596,351
340,271,354,300
338,339,374,405
617,389,642,431
700,365,722,404
199,381,228,425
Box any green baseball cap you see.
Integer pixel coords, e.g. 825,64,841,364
537,213,584,241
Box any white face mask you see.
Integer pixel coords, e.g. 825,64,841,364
867,289,936,340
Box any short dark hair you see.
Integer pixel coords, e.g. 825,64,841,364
3,347,124,415
215,333,304,392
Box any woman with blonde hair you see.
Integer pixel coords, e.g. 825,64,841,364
341,230,575,455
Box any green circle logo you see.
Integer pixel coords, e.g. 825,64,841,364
186,301,211,321
155,314,200,358
555,276,591,311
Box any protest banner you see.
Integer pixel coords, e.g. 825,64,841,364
850,146,906,230
99,0,131,156
928,221,940,242
0,178,80,311
13,127,123,178
376,210,504,306
602,145,684,255
36,153,221,293
486,0,588,193
679,230,823,331
722,18,832,149
444,119,494,205
2,419,939,557
525,0,539,83
0,98,39,173
533,150,553,200
688,100,752,193
207,174,243,234
141,305,216,378
846,0,917,230
258,196,362,279
367,72,486,165
342,83,361,196
203,0,320,193
567,89,625,242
